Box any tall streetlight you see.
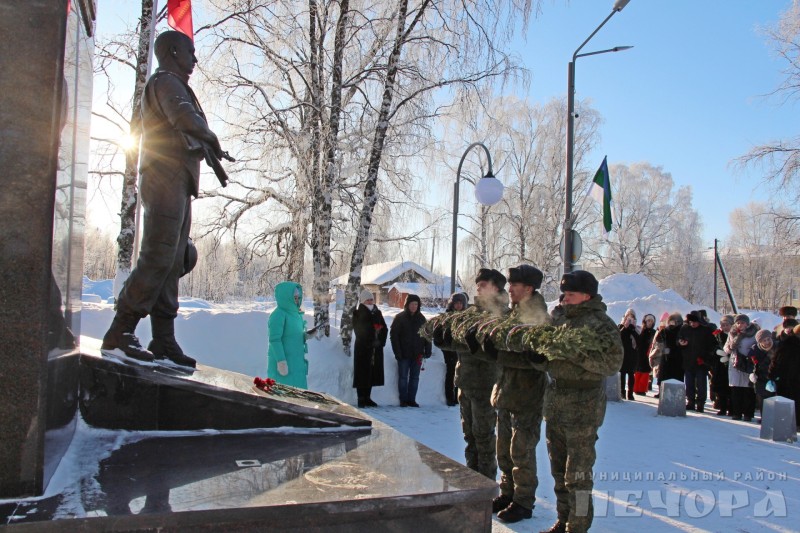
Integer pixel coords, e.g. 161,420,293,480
450,142,504,294
563,0,633,273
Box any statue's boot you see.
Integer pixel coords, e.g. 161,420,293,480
101,313,155,362
148,316,196,368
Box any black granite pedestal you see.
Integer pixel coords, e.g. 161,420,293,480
1,353,496,531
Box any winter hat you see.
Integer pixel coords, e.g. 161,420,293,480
475,268,507,291
624,308,637,319
404,293,421,310
446,292,468,311
508,264,544,289
659,311,671,323
755,329,773,344
685,312,701,323
719,315,734,326
734,314,750,326
359,289,374,303
779,306,797,317
560,270,598,297
643,313,656,324
783,318,799,329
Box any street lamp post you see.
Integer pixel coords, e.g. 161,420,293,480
450,142,504,295
563,0,633,273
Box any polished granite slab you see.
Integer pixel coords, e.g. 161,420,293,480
1,417,496,531
79,348,370,430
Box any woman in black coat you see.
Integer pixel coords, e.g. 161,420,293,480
352,289,387,408
390,294,431,407
768,333,800,428
618,309,640,400
634,314,656,395
656,313,685,388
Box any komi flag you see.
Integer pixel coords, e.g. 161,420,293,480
168,0,194,41
588,156,613,237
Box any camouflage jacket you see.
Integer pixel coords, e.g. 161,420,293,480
542,295,623,382
453,291,509,391
492,292,550,410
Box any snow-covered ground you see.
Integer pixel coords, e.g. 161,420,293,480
74,273,799,532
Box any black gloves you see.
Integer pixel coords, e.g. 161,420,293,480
483,336,498,359
464,326,480,354
433,325,454,348
525,350,547,364
432,325,446,347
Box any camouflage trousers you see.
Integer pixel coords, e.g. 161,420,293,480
544,384,607,533
458,387,497,480
496,406,544,509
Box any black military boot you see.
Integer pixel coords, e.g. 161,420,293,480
148,316,196,368
492,494,513,514
540,521,566,533
101,313,154,362
497,502,532,523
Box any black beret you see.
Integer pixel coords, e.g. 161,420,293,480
559,270,598,297
475,268,507,291
508,264,543,289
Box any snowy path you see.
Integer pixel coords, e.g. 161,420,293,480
369,394,799,533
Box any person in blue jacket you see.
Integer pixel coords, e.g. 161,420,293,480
267,281,313,389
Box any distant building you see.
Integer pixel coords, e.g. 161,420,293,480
330,260,461,308
386,282,455,309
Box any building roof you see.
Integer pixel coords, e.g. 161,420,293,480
330,260,441,286
384,282,462,300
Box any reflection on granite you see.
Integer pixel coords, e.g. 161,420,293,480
3,418,496,531
79,348,370,431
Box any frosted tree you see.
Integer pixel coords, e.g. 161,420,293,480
91,0,156,298
584,162,683,275
490,96,601,297
735,1,800,210
723,202,800,310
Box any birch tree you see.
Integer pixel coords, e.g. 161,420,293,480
92,0,156,298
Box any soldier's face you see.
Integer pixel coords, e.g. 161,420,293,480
508,282,532,304
172,38,197,76
561,291,590,306
476,280,498,296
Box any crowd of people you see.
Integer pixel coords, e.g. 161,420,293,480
260,272,799,533
615,305,800,430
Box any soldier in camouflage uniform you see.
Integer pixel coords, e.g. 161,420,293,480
531,271,623,533
435,268,507,479
492,265,551,523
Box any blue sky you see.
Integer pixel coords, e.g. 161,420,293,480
513,0,795,246
93,0,795,248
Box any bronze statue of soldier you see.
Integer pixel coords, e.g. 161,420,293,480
101,31,225,367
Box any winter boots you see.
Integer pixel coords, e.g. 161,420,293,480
492,494,513,514
148,316,197,368
540,521,567,533
497,502,532,523
101,313,154,362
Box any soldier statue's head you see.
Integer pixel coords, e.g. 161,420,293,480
154,31,197,78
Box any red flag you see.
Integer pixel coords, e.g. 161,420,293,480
167,0,194,41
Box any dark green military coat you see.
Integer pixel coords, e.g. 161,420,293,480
492,292,551,410
541,295,623,381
